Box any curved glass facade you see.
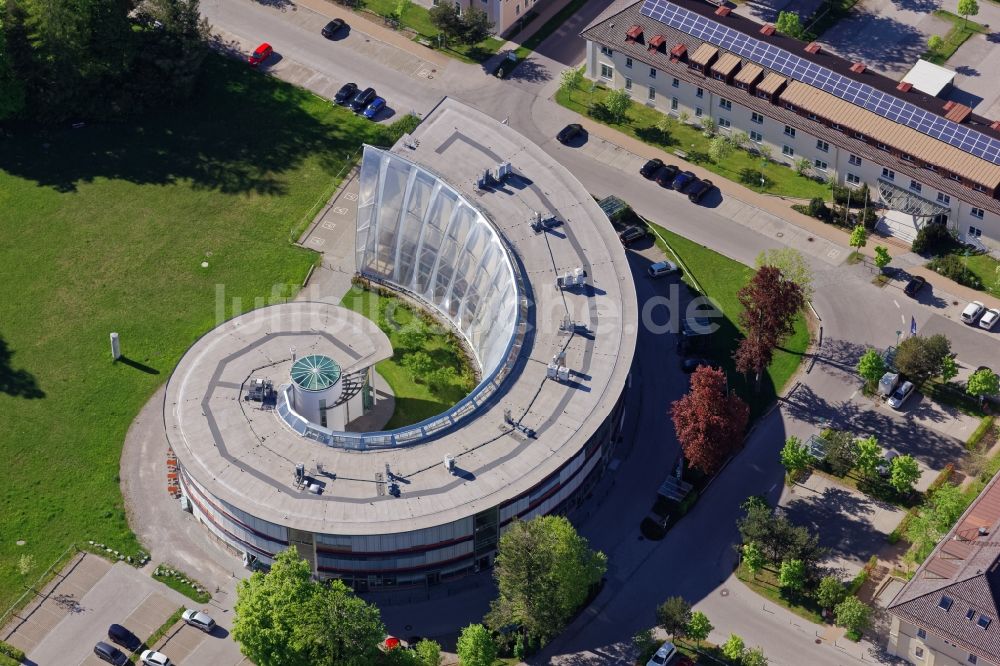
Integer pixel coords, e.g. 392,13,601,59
355,146,520,378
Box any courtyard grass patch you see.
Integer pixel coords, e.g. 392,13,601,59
923,10,990,65
556,81,831,201
0,54,398,611
153,565,212,603
358,0,504,63
340,285,477,429
736,563,825,624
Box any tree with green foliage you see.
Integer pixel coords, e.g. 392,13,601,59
402,351,435,378
397,327,428,351
742,542,765,579
633,629,658,660
795,157,811,176
0,11,26,120
427,366,458,396
957,0,979,27
874,246,891,274
298,580,386,666
738,500,826,569
780,436,812,478
906,482,968,558
709,135,734,162
817,575,847,610
678,110,690,124
778,559,806,593
456,624,496,666
731,130,749,151
755,248,814,301
835,596,871,634
940,355,959,383
486,516,606,644
603,88,631,123
927,34,944,52
415,639,442,666
895,334,951,385
722,634,747,661
656,596,692,638
849,225,867,252
686,611,713,645
560,67,583,95
429,3,463,44
743,647,768,666
393,0,412,21
460,7,493,45
775,11,803,38
890,454,921,494
968,368,1000,402
855,436,882,480
823,430,858,477
700,116,716,136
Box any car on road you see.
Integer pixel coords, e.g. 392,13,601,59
903,275,926,297
646,641,677,666
686,178,715,203
619,225,648,246
181,609,216,633
648,260,678,277
108,624,140,651
887,380,915,410
671,170,696,191
350,86,377,112
640,158,664,178
980,308,1000,331
655,164,680,187
961,300,985,324
140,650,173,666
363,96,386,120
94,642,129,666
681,357,718,373
334,82,358,105
557,123,584,144
248,42,273,67
321,18,346,38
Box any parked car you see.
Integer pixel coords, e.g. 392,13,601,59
321,18,346,38
140,650,172,666
681,357,718,373
671,170,696,191
903,275,926,297
686,178,715,203
557,123,584,144
640,158,664,178
350,87,377,112
94,642,129,666
980,308,1000,331
648,260,678,277
887,380,915,410
108,624,141,651
655,164,680,187
248,42,273,67
181,609,216,633
334,82,358,105
619,225,648,246
646,641,677,666
363,97,386,120
961,300,985,324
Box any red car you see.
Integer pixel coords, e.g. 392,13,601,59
248,42,273,67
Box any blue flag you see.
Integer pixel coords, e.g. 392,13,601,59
910,316,917,335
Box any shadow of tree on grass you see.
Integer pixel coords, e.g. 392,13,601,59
0,336,44,399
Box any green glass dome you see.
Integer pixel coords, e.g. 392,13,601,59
290,354,341,391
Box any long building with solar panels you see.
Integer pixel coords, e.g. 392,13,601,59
582,0,1000,248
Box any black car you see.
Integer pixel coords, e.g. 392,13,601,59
94,642,129,666
655,164,680,187
903,275,927,297
556,123,584,144
334,82,358,105
619,225,648,246
108,624,141,651
350,87,377,112
640,158,664,178
681,357,718,373
321,18,346,38
686,178,715,203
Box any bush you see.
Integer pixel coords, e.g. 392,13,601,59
927,254,984,289
0,642,25,663
807,197,830,220
0,655,19,666
912,223,960,255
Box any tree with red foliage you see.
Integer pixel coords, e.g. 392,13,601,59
734,265,804,390
671,366,750,474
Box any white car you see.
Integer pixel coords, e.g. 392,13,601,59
887,380,915,410
646,641,677,666
979,308,999,331
648,260,679,278
962,300,985,324
140,650,172,666
181,609,216,633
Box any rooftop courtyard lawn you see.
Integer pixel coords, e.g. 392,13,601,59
339,286,477,429
0,55,397,611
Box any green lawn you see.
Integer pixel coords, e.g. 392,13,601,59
358,0,504,63
0,55,401,611
339,286,476,429
736,563,825,624
556,82,831,201
963,253,1000,298
648,223,810,417
923,10,990,64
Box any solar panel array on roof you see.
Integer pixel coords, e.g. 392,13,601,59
639,0,1000,165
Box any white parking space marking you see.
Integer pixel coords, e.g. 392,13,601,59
333,206,350,215
344,192,358,201
321,220,337,230
310,236,326,247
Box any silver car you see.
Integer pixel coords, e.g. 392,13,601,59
888,381,915,410
648,260,678,278
181,609,216,633
979,308,999,331
961,300,985,324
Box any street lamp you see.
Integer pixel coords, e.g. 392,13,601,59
896,330,901,346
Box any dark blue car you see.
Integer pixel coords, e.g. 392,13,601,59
363,97,385,120
671,170,696,191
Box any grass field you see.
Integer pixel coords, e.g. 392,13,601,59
556,82,831,201
0,55,401,610
340,286,477,429
359,0,504,63
736,563,825,624
649,223,810,417
923,10,990,65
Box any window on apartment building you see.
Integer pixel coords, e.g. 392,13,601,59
979,615,994,629
854,132,865,140
915,647,925,659
784,125,796,138
751,112,764,124
648,87,656,101
625,78,632,91
696,87,704,98
757,91,768,99
949,173,961,182
967,609,977,621
807,113,818,120
849,154,862,166
939,596,955,611
784,103,796,111
695,107,703,117
600,64,613,80
717,117,731,128
876,142,888,151
972,208,985,220
671,97,679,111
713,72,725,80
814,159,828,171
782,145,794,157
882,168,894,181
927,164,938,172
719,98,732,111
910,180,922,194
650,68,657,79
601,46,613,56
937,192,951,205
626,57,633,68
831,123,842,130
515,5,520,14
750,130,763,143
847,173,861,185
970,225,983,237
974,184,986,192
969,654,978,665
917,628,927,639
672,77,679,88
816,140,829,152
901,153,914,162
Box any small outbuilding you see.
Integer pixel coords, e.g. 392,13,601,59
900,59,956,98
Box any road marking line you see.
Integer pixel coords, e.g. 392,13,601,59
893,299,900,309
321,221,337,230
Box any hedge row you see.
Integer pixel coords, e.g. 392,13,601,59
0,641,25,663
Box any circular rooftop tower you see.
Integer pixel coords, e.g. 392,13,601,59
290,354,342,426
